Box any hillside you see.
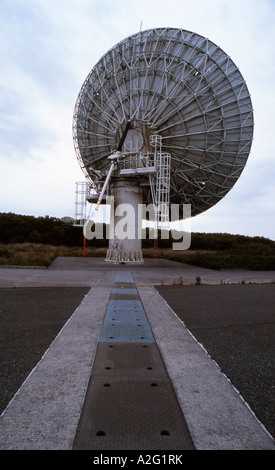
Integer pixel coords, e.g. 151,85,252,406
0,212,274,270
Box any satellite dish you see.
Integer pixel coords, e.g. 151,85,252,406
73,27,254,263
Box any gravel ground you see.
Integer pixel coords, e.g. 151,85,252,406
0,287,90,414
156,283,275,440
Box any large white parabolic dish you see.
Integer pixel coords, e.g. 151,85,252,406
73,27,254,217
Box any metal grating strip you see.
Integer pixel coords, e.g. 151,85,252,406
100,289,155,342
73,271,195,450
72,377,195,450
104,309,151,326
91,342,169,378
111,288,138,295
107,299,142,309
99,320,154,342
109,293,140,300
113,282,136,289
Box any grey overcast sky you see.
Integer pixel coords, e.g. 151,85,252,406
0,0,274,240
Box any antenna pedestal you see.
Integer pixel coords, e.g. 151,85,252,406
106,178,144,264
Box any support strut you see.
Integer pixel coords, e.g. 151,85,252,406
95,121,131,211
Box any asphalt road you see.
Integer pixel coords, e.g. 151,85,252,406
0,287,90,415
156,283,275,440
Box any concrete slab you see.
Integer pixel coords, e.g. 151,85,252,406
0,257,274,287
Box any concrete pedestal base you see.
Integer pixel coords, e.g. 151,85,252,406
105,178,144,264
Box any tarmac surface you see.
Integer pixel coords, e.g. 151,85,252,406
0,257,274,451
156,284,275,440
0,286,90,415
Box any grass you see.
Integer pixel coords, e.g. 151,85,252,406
0,243,274,271
144,247,275,271
0,244,213,268
167,249,275,271
0,243,106,267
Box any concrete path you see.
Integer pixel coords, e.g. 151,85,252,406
0,258,274,450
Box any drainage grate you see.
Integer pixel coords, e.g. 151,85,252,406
99,320,154,343
73,271,195,450
91,342,169,378
113,282,136,289
109,293,140,300
107,299,144,310
72,377,194,450
111,288,138,295
99,297,155,343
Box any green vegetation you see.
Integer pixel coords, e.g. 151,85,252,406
0,212,101,246
167,232,275,271
0,212,274,270
0,243,106,267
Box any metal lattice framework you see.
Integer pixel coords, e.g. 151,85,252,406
73,27,254,216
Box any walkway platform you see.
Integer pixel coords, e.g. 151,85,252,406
0,258,274,450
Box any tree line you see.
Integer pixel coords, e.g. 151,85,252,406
0,212,274,253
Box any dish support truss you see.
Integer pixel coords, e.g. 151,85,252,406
149,135,171,235
74,136,171,263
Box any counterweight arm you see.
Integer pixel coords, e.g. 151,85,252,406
94,121,131,211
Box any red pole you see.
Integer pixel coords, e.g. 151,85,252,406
154,238,158,263
83,235,86,258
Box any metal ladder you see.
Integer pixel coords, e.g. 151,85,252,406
149,135,171,233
